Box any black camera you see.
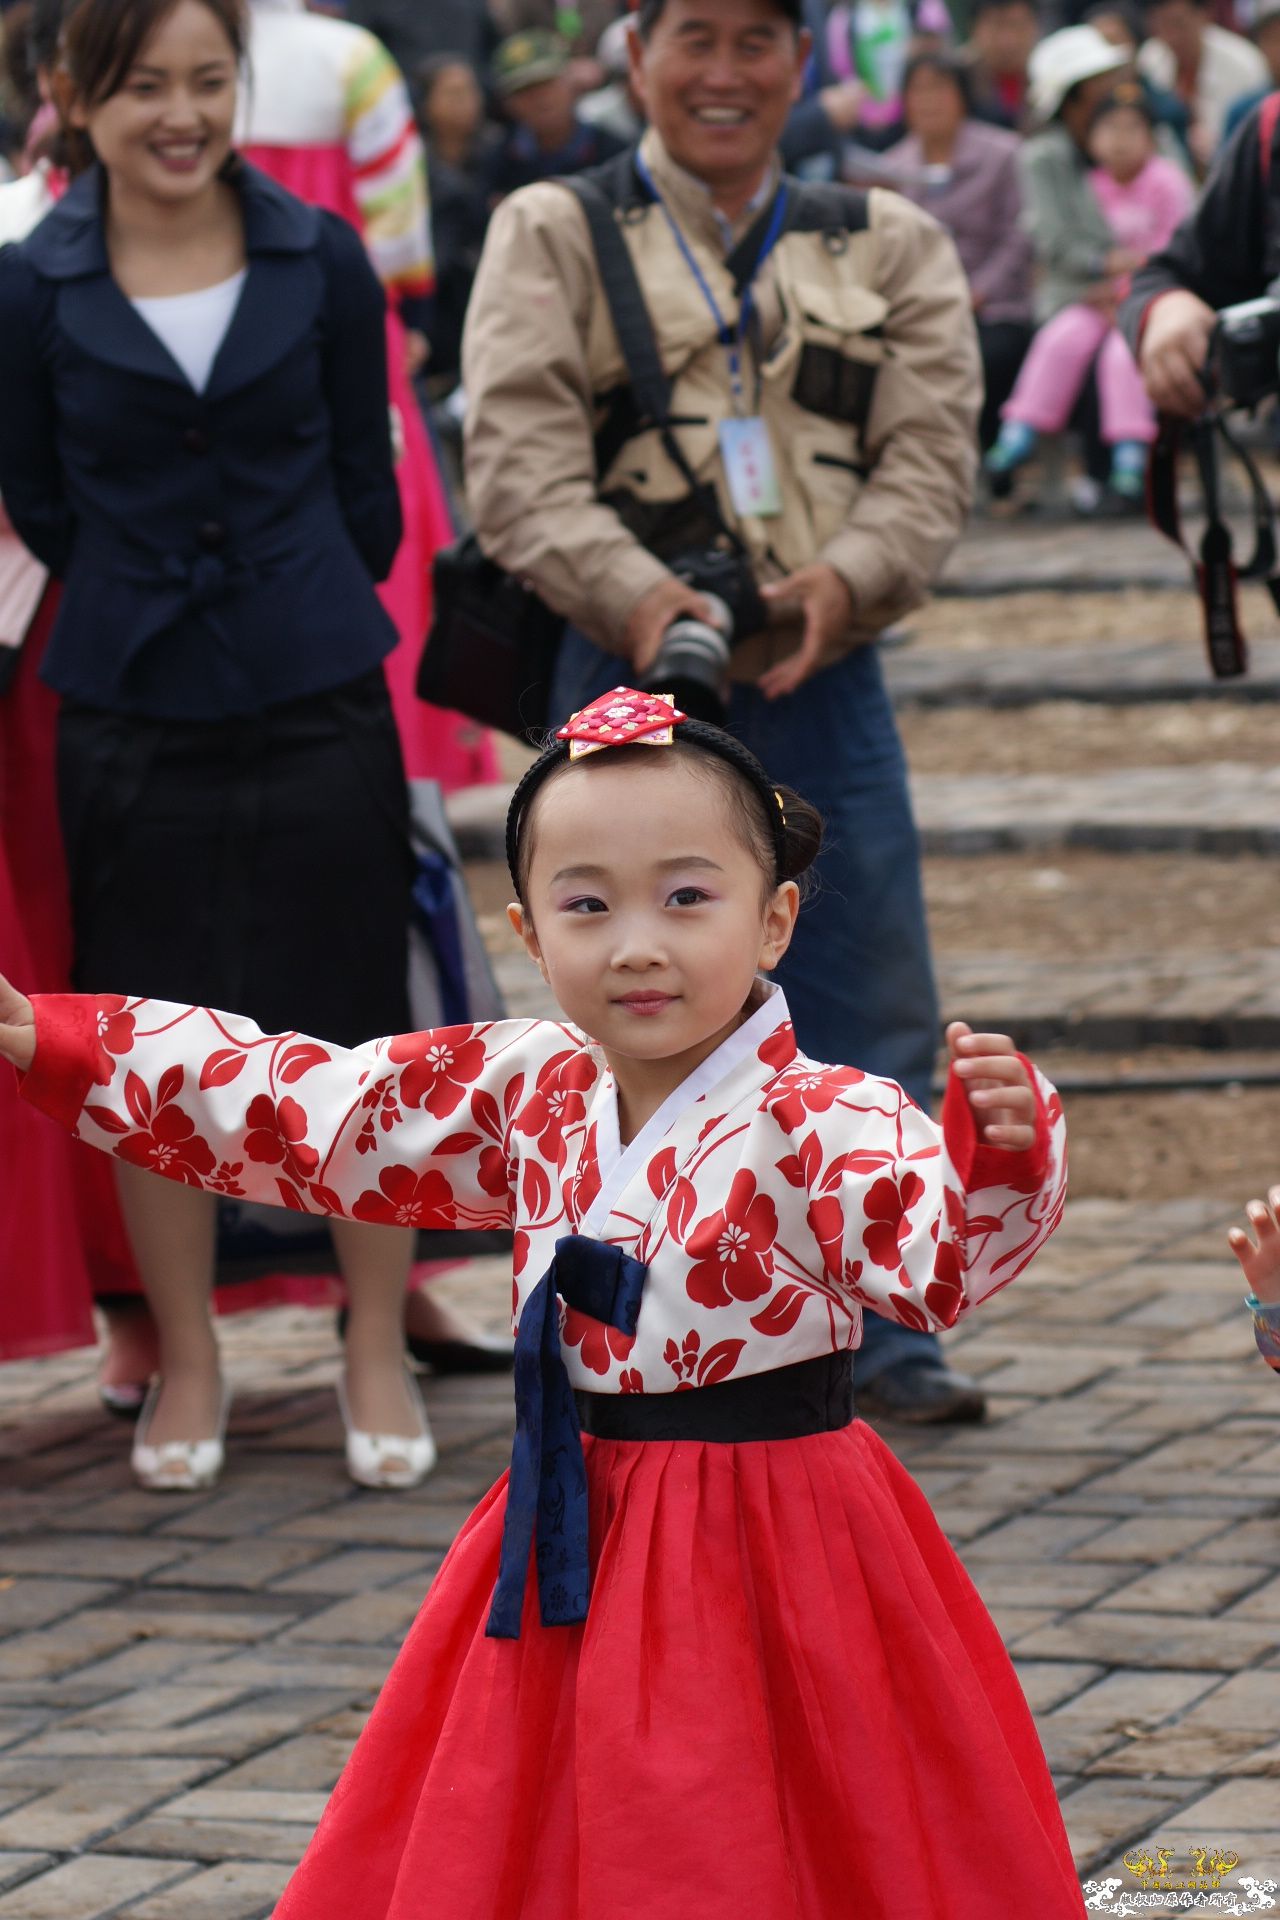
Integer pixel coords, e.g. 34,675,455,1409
638,548,766,726
1213,287,1280,409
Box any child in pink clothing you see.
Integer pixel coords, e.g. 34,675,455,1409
985,85,1193,510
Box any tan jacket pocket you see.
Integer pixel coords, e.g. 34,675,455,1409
786,281,888,427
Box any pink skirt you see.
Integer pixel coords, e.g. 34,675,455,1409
275,1420,1086,1919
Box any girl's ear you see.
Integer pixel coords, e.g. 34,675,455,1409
758,880,800,973
507,902,549,981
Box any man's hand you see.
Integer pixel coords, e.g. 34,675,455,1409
0,974,35,1073
946,1021,1037,1153
1104,246,1143,279
1139,289,1216,418
757,564,855,699
1188,118,1216,176
404,329,430,379
623,576,716,676
818,80,866,134
1228,1187,1280,1305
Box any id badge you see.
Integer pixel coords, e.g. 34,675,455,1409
718,417,783,518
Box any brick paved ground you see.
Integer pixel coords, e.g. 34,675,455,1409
3,506,1279,1918
3,1201,1278,1917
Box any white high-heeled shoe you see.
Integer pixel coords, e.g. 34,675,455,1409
338,1366,437,1490
131,1379,230,1492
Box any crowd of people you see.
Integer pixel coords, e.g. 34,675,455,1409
394,0,1264,507
0,0,1279,1910
7,0,1268,499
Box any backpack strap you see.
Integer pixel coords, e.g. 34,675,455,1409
781,179,872,240
563,164,688,479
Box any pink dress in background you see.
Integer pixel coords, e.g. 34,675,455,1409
0,163,142,1358
240,0,497,790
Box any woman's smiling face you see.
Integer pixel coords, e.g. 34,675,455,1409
510,752,798,1089
71,0,239,206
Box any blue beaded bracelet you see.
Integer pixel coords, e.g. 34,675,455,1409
1245,1293,1280,1365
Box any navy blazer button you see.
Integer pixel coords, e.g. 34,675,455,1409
182,427,209,454
197,521,227,551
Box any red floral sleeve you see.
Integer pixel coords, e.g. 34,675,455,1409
839,1059,1066,1335
21,994,588,1231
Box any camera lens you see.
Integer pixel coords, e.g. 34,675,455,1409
639,594,733,726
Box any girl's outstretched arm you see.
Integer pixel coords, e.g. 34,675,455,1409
10,987,589,1233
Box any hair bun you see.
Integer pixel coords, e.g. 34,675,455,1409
774,784,824,890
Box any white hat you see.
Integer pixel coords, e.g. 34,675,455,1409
596,16,632,76
1027,25,1129,121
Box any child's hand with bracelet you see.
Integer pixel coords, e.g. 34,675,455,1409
1228,1187,1280,1375
1229,1188,1280,1304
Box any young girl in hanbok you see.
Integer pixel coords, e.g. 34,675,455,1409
0,686,1085,1919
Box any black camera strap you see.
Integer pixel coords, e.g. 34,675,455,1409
564,170,750,557
1147,411,1280,678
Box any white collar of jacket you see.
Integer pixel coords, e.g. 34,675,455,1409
582,978,796,1237
20,159,319,281
637,127,783,257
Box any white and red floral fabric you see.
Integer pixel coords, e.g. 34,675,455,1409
22,983,1066,1391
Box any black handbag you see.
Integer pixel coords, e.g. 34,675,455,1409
416,531,564,745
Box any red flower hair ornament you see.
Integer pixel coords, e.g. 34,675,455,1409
556,687,685,759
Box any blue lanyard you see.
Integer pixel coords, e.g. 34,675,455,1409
634,152,788,415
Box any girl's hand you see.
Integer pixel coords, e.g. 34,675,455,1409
0,975,35,1073
946,1021,1036,1152
1228,1188,1280,1305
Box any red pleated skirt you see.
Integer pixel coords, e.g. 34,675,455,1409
275,1420,1086,1920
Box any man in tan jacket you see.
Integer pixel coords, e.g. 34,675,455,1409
463,0,986,1422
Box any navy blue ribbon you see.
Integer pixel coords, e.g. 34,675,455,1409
486,1235,648,1640
409,849,469,1026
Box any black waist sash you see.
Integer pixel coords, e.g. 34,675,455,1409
484,1232,854,1644
576,1350,854,1443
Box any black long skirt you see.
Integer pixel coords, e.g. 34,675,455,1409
57,668,413,1049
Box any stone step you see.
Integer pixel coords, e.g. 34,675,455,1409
940,509,1257,596
937,951,1280,1053
886,636,1280,709
1013,1054,1280,1094
911,764,1280,857
453,764,1280,863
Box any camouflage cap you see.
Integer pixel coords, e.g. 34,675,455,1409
491,28,571,96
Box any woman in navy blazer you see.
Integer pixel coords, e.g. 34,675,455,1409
0,0,435,1490
0,160,403,716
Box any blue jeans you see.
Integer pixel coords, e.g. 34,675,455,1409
551,632,945,1385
